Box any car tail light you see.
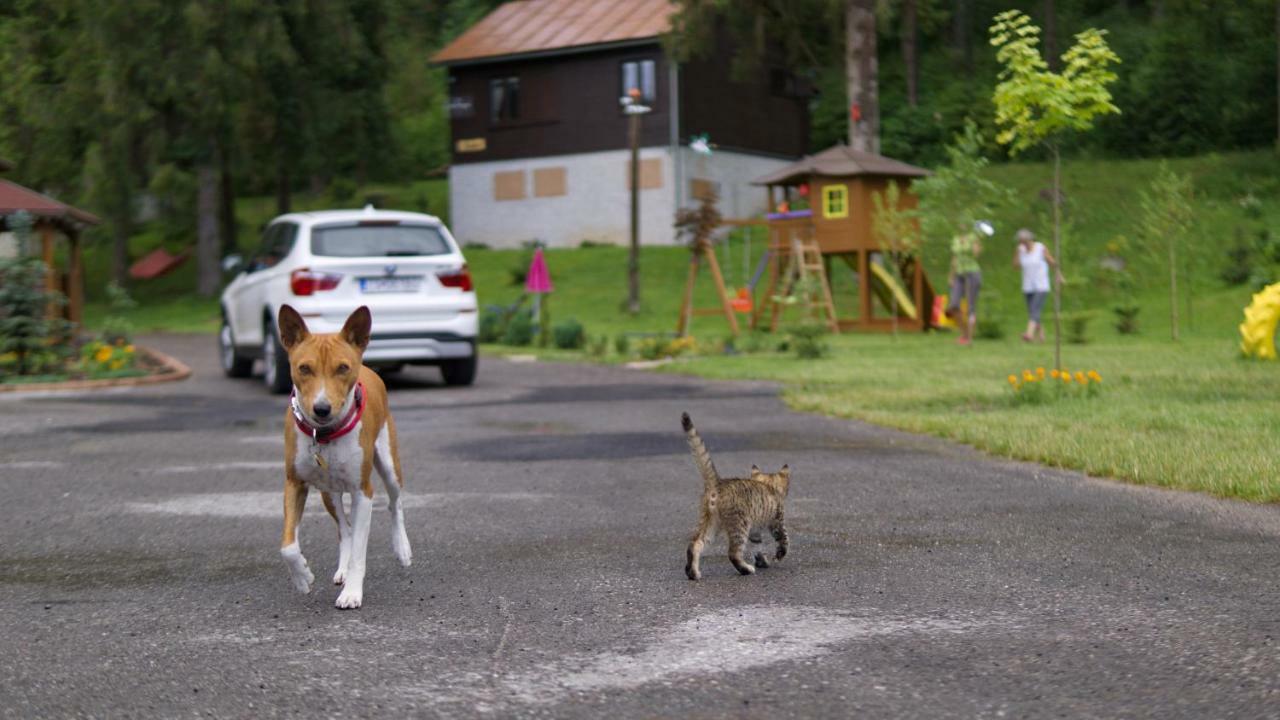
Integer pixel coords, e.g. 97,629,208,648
438,265,473,292
290,268,343,296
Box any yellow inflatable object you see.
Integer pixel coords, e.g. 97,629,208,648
1239,282,1280,359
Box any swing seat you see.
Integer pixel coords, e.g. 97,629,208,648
730,287,753,313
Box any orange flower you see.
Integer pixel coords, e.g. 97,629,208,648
1088,370,1102,383
1023,370,1035,382
1050,369,1060,379
1007,374,1018,386
1075,371,1087,384
1062,373,1072,383
1036,367,1046,379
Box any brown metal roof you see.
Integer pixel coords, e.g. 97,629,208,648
753,145,931,185
0,180,101,226
432,0,674,65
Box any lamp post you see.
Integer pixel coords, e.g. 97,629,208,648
621,88,651,314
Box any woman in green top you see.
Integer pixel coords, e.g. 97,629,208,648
947,222,992,345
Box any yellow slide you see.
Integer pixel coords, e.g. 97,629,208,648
869,261,917,319
1239,282,1280,359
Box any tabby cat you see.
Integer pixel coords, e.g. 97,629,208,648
682,412,790,580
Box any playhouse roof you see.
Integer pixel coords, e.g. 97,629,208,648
752,145,930,186
0,180,101,227
432,0,674,65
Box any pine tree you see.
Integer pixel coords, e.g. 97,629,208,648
0,211,68,377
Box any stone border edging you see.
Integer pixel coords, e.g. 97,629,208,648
0,346,192,394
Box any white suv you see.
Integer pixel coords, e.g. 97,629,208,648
218,206,478,393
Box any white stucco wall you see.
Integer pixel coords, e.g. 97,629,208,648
448,148,792,249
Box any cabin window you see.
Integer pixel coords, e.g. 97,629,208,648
489,76,520,123
822,185,849,219
620,59,656,104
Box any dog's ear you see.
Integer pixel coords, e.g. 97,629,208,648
340,306,372,352
277,304,310,351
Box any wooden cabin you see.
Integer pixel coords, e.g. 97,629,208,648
432,0,810,249
751,145,934,332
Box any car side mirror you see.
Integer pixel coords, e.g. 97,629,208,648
221,254,244,273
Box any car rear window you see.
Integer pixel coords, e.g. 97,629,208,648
311,223,452,257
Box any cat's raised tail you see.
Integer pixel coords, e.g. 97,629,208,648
681,412,719,494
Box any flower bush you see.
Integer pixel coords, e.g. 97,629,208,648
1007,366,1101,403
80,340,137,377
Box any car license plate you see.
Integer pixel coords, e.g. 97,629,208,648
360,276,422,294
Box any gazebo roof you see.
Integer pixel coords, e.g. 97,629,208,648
0,179,100,227
752,145,930,186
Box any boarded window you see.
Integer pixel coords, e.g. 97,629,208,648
625,158,663,190
533,167,567,198
493,170,526,201
822,184,849,219
690,178,718,201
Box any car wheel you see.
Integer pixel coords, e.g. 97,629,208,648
219,318,254,378
440,354,477,387
262,319,293,394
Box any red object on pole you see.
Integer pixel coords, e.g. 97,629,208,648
525,247,554,294
850,103,862,122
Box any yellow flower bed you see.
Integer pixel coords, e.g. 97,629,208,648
80,340,138,375
1007,366,1102,403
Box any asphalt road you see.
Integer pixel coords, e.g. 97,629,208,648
1,334,1278,718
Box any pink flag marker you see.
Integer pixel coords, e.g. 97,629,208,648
525,247,554,294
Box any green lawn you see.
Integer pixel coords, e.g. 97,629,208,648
71,151,1280,502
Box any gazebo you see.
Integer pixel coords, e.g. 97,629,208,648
0,162,101,326
751,145,935,332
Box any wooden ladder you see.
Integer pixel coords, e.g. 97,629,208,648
768,237,840,333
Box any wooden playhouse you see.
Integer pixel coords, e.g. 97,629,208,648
750,145,935,332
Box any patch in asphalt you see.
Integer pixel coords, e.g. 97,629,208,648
150,461,279,474
0,460,65,469
444,429,927,463
409,605,998,711
124,491,551,518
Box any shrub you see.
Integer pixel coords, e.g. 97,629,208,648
502,311,534,346
789,323,829,359
976,318,1006,340
1113,304,1140,335
1061,311,1096,344
478,307,504,343
614,335,630,356
100,282,137,345
1221,237,1254,285
739,331,771,354
588,335,609,357
552,318,586,349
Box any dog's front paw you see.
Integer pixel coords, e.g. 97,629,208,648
332,568,346,586
392,531,412,568
685,564,701,581
334,585,363,610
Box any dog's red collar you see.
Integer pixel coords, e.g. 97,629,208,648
290,382,365,444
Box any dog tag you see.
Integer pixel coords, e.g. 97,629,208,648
313,452,328,470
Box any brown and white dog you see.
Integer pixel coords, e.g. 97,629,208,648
277,304,411,609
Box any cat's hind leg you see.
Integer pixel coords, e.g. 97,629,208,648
726,517,756,576
770,510,789,562
685,511,713,581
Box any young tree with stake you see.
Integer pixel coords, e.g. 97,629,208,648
989,9,1120,369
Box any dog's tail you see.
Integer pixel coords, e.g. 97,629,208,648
682,412,719,495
